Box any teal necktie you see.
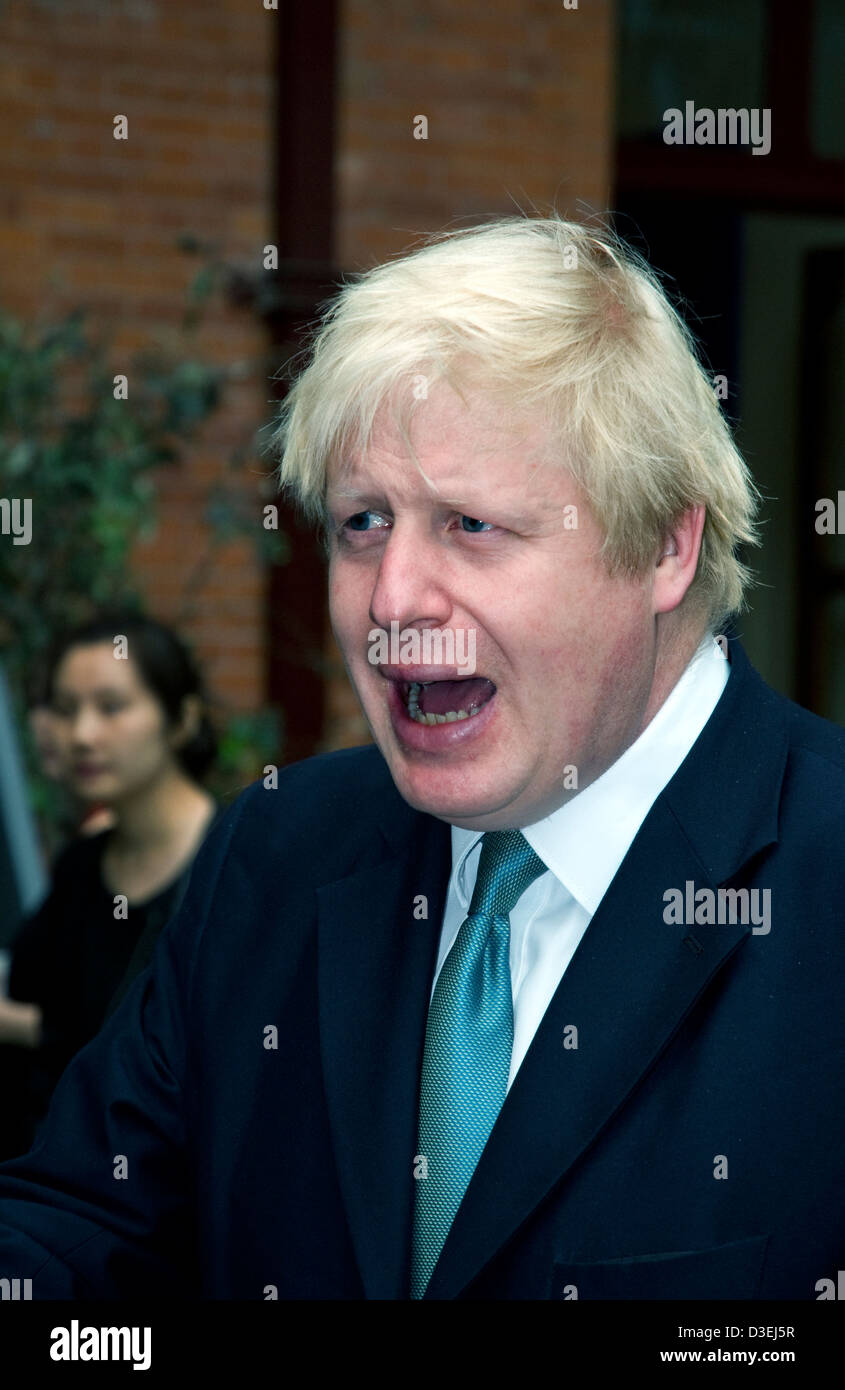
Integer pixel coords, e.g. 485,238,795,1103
410,829,547,1299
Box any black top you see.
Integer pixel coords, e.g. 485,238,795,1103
9,807,222,1101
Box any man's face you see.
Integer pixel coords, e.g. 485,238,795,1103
327,384,660,831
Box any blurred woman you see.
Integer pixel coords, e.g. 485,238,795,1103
3,612,220,1146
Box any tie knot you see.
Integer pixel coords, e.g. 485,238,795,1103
467,829,547,920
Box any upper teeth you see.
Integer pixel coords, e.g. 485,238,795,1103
406,680,483,725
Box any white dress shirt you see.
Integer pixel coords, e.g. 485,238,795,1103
432,634,731,1091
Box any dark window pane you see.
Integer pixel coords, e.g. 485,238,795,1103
617,0,767,142
811,0,845,159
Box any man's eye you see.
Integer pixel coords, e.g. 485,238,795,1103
334,510,497,538
341,510,389,533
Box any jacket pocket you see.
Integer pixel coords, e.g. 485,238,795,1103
551,1233,769,1299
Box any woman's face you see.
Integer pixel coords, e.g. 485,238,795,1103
50,642,181,805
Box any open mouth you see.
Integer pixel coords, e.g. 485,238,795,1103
401,676,497,725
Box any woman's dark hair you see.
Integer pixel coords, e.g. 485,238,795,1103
40,612,218,782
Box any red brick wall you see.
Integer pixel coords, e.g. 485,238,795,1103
337,0,616,270
0,0,274,714
323,0,617,749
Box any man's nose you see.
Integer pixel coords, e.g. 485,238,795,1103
368,525,452,632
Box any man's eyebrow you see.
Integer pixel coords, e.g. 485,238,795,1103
439,496,540,526
325,488,390,511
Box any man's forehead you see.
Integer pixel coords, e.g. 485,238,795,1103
326,408,556,504
325,458,554,514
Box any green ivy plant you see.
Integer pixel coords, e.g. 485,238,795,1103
0,274,286,840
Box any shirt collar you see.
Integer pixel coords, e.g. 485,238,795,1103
449,634,731,915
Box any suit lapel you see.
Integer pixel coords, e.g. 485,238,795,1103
423,802,749,1298
317,798,450,1298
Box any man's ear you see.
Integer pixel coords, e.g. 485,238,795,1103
653,505,706,615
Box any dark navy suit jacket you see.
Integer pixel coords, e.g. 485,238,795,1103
0,639,843,1299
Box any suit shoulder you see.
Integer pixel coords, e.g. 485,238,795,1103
781,695,845,772
768,694,845,839
192,743,416,897
222,743,398,830
277,742,394,798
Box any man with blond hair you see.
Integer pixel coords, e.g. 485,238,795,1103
1,217,843,1301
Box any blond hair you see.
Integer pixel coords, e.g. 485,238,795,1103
273,215,761,629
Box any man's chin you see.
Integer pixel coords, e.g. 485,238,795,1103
378,746,513,826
